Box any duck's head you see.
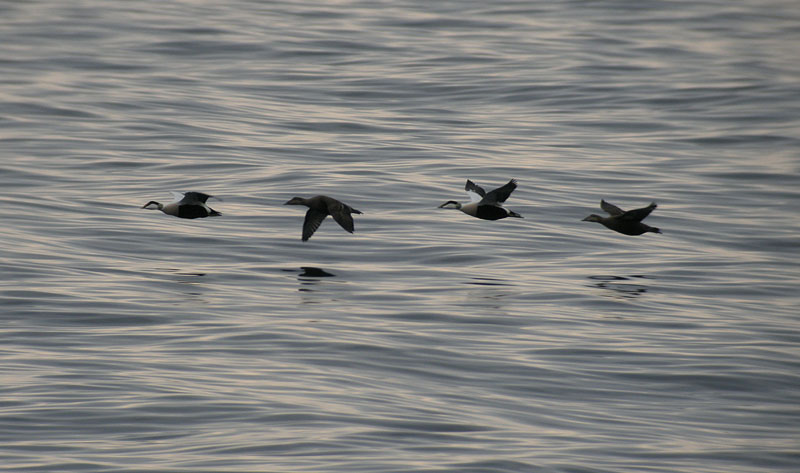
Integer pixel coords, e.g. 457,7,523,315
142,201,163,210
582,214,603,223
438,200,462,209
284,197,306,206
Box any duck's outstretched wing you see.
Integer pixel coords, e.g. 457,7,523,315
465,180,485,203
302,209,328,241
622,202,657,222
483,179,517,204
171,191,216,204
330,209,356,234
600,200,625,216
183,191,215,203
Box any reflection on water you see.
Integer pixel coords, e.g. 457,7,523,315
155,268,210,299
281,267,337,280
299,267,336,278
160,269,208,282
588,275,651,299
446,277,519,315
174,271,207,279
281,266,339,296
463,277,516,307
466,277,511,287
3,0,800,471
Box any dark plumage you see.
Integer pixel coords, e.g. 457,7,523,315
284,195,362,241
582,200,661,236
438,179,522,220
142,191,221,219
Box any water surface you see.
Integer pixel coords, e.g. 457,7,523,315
1,1,799,472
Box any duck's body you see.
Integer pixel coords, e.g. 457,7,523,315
439,179,522,220
142,191,221,219
285,195,362,241
582,200,660,236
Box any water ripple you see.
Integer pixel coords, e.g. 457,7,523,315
1,0,799,472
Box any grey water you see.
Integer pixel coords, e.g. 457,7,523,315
2,1,799,472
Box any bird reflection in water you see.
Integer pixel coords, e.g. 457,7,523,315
460,277,517,314
466,277,511,287
281,266,336,280
588,275,651,299
152,268,210,299
280,267,337,294
299,267,336,278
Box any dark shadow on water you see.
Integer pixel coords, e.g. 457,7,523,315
282,267,337,293
281,266,336,279
456,277,519,313
299,267,336,278
157,268,207,279
465,277,511,287
588,275,651,299
151,268,210,300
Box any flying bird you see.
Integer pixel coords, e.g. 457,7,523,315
142,191,222,219
285,195,362,241
438,179,522,220
582,200,661,235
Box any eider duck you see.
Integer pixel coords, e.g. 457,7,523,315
284,195,362,241
438,179,522,220
142,191,222,219
582,200,661,235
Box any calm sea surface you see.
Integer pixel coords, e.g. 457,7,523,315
2,1,799,472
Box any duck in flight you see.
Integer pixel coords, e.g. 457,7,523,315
285,195,362,241
438,179,522,220
142,191,222,219
582,200,661,235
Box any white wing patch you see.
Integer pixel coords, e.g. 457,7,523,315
465,189,483,203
